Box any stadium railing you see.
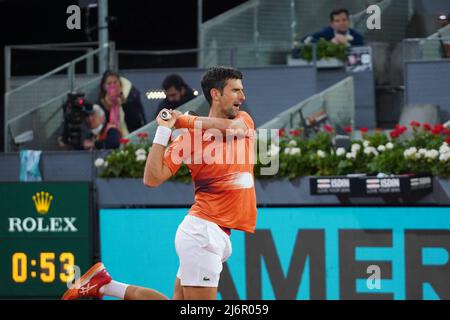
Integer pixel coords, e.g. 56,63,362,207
258,77,354,133
4,42,116,151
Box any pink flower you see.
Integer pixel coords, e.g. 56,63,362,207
410,120,421,128
390,130,400,139
137,132,149,139
431,124,444,135
344,126,353,133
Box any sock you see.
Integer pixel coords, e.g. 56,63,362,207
99,280,129,299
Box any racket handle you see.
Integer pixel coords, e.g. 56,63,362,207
160,110,172,120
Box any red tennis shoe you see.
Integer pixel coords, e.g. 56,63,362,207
61,262,112,300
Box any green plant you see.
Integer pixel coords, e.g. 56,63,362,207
292,38,348,62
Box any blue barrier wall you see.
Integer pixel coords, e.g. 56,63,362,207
405,60,450,120
100,207,450,300
121,66,317,127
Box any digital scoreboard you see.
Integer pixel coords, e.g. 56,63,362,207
0,182,93,298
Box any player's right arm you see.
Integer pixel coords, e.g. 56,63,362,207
143,109,179,187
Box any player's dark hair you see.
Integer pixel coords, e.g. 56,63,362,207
201,66,243,105
330,8,349,21
162,74,187,91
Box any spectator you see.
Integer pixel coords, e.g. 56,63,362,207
438,12,450,28
83,104,121,150
156,74,196,116
301,8,364,46
98,70,146,134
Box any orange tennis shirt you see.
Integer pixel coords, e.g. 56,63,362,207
163,111,257,233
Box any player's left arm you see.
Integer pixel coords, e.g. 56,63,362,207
195,116,248,134
175,111,253,135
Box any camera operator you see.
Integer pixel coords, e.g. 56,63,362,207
58,94,120,150
83,104,121,150
58,93,93,150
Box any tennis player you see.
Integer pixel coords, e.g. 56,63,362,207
61,66,257,300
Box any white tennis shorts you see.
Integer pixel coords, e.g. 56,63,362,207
175,215,232,287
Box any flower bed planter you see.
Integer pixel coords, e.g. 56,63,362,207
96,177,339,207
95,121,450,207
95,177,450,208
287,56,344,68
432,178,450,204
288,38,347,69
96,178,195,208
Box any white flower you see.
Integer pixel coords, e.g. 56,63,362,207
290,147,301,155
377,145,386,152
415,153,422,160
287,140,297,147
346,152,356,160
136,154,147,162
386,142,394,150
336,148,346,156
439,152,450,162
363,140,370,148
103,161,108,168
94,158,105,168
439,145,450,154
418,148,427,155
268,144,280,157
351,144,361,153
284,148,291,155
439,154,447,162
317,150,326,158
346,34,354,41
363,146,379,156
364,146,375,155
135,148,146,157
425,150,439,160
404,147,417,158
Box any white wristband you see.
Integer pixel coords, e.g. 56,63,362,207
153,126,172,146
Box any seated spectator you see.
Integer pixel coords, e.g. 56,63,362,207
301,8,364,46
156,74,196,117
83,104,121,150
98,70,146,134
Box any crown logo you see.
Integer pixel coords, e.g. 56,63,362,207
32,191,53,214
